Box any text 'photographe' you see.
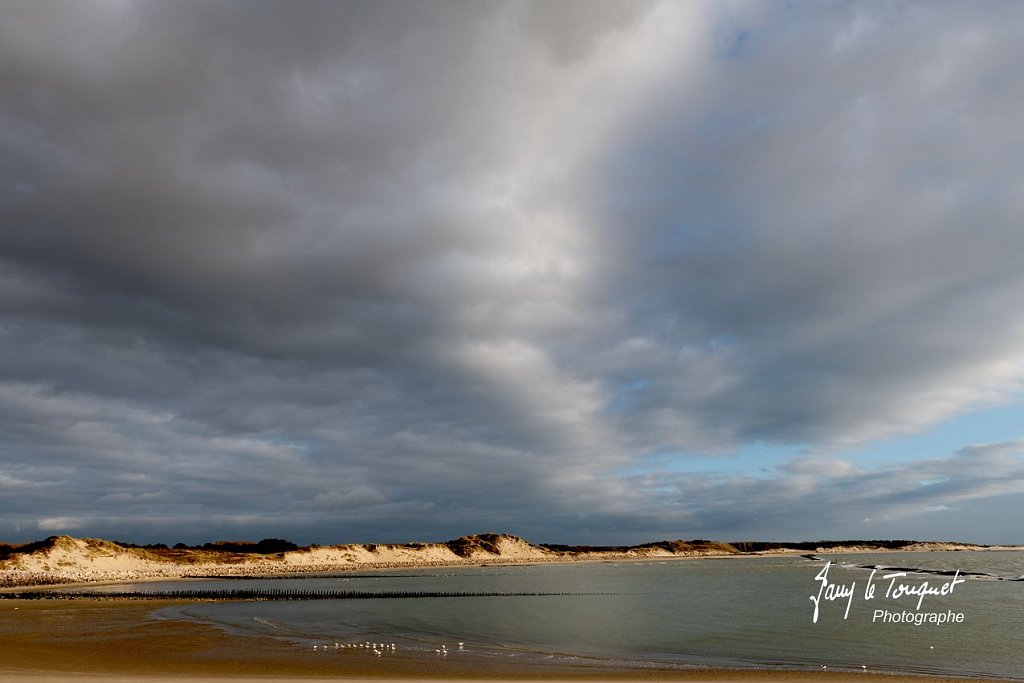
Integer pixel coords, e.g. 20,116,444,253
810,562,966,625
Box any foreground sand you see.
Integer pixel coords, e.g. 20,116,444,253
0,599,1013,683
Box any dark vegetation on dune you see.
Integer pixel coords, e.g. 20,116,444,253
125,540,299,557
729,540,947,552
446,533,514,557
539,539,741,554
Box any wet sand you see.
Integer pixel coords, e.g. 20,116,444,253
0,599,1010,682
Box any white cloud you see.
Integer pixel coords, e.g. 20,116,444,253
37,517,85,531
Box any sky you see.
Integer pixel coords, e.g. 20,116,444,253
1,0,1023,546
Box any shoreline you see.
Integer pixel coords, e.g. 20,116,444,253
6,542,1022,593
4,548,1020,683
0,598,1016,683
0,552,774,594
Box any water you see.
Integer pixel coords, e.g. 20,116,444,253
113,552,1023,679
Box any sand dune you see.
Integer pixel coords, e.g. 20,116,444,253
0,533,1005,590
0,533,734,587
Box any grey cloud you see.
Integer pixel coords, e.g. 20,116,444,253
1,1,1022,544
622,441,1024,543
579,1,1024,448
519,0,656,64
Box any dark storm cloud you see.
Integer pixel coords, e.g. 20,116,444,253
1,1,1023,543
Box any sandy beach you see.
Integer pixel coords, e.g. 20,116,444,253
0,676,1006,683
4,537,1021,681
0,598,1014,683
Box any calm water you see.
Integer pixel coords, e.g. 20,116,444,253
121,552,1023,679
